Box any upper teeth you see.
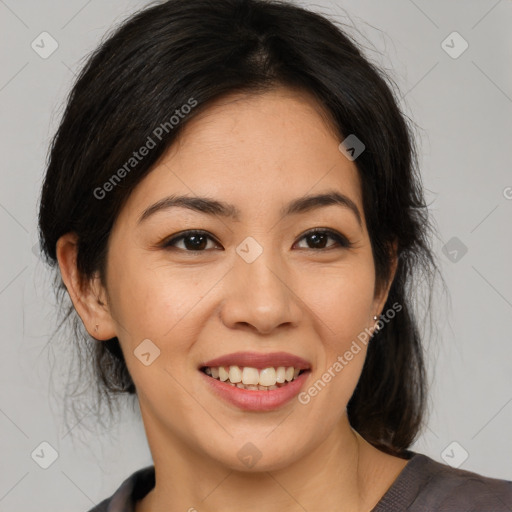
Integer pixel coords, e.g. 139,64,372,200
205,366,301,386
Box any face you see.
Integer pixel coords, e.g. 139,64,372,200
97,87,393,471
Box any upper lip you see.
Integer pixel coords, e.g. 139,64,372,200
200,351,311,370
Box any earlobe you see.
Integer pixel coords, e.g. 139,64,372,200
55,232,117,340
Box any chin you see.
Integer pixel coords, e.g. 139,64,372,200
203,433,309,473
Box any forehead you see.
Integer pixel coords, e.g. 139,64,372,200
120,87,364,223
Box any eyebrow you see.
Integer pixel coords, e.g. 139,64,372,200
137,190,363,228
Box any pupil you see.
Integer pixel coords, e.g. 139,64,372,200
186,234,206,250
309,233,326,248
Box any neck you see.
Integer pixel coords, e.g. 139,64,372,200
137,413,400,512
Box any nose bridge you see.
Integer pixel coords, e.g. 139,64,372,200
221,236,300,332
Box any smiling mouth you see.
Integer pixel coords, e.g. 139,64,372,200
200,365,309,391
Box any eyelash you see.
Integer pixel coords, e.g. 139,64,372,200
162,228,353,252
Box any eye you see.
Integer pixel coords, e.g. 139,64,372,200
161,228,353,252
162,230,221,251
294,228,353,250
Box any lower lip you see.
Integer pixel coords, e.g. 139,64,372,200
200,370,310,411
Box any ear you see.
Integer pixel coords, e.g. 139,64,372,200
371,238,399,319
56,232,117,340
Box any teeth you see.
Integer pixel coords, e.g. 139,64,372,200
204,365,305,388
229,365,242,383
219,366,229,382
234,382,280,391
242,367,260,385
259,367,277,387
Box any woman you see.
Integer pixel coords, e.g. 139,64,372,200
37,0,512,510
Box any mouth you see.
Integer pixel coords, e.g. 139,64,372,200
198,352,312,411
200,365,309,391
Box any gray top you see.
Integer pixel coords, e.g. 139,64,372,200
87,450,512,511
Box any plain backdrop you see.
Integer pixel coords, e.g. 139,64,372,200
0,0,511,510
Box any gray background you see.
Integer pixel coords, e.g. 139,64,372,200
1,0,511,510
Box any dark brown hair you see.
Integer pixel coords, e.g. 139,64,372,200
38,0,444,456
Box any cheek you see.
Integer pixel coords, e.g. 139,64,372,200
297,260,376,338
107,253,219,348
296,260,375,405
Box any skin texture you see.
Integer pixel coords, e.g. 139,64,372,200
57,87,408,512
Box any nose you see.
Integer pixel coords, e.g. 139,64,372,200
219,246,302,335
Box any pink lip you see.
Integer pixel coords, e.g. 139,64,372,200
200,370,311,411
200,351,311,370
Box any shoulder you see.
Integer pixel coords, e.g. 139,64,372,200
373,451,512,511
84,465,155,512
